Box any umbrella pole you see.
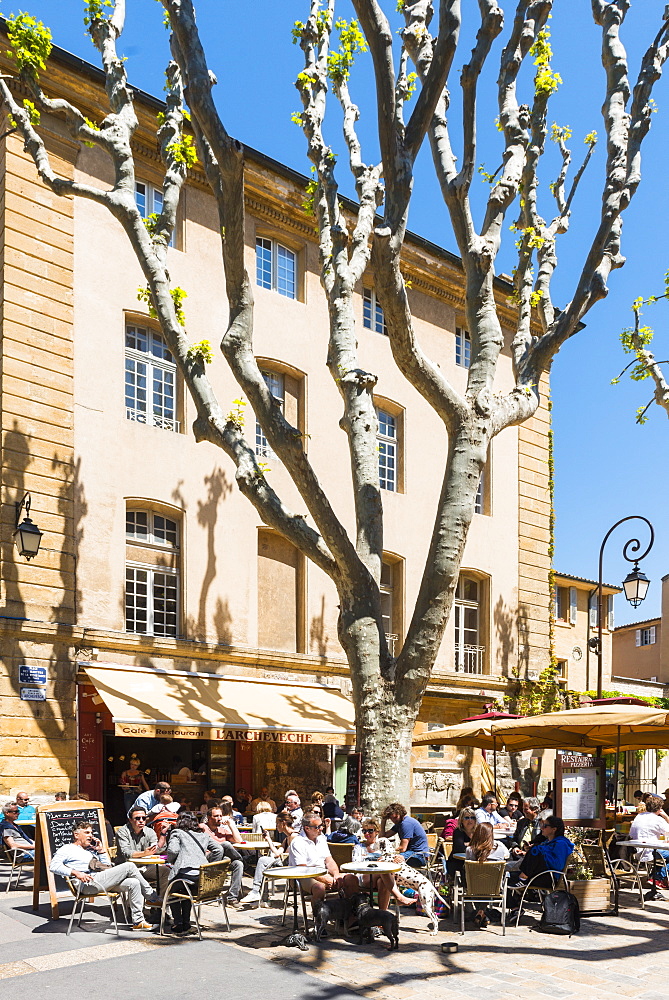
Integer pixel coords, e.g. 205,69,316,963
615,725,621,812
493,733,498,795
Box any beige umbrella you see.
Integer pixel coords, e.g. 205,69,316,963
488,704,669,752
412,718,500,751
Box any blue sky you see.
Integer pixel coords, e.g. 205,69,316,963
19,1,669,625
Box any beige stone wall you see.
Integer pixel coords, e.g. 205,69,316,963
517,371,552,680
0,121,78,796
613,621,662,683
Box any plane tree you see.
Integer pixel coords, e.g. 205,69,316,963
1,0,668,810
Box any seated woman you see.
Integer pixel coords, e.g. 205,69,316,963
252,800,277,834
443,794,478,839
511,815,574,888
353,817,412,907
464,821,509,929
218,801,244,844
445,806,477,878
326,814,361,844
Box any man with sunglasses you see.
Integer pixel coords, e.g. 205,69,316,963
116,806,169,902
0,801,34,859
288,810,358,902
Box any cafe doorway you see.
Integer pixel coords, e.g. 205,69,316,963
103,734,235,825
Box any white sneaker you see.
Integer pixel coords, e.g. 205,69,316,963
242,890,262,906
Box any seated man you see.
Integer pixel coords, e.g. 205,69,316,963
50,820,160,931
474,794,511,829
288,810,359,904
15,792,36,823
0,801,35,859
629,793,669,889
200,804,244,905
381,802,429,867
116,806,169,898
132,781,173,817
509,796,544,865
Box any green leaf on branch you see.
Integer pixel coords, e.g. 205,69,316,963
186,339,214,366
137,284,158,320
327,19,367,84
226,398,246,428
83,0,113,27
5,11,53,78
530,29,562,97
170,286,187,326
584,130,597,146
166,134,198,168
550,122,572,143
21,98,40,126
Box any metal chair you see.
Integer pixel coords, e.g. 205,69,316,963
611,848,649,909
454,860,508,935
159,859,231,939
511,853,575,927
65,877,128,936
2,844,34,893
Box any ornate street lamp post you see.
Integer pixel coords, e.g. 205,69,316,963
591,516,654,698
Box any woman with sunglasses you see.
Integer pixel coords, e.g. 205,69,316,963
353,819,415,906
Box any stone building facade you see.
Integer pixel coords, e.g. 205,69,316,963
0,40,553,819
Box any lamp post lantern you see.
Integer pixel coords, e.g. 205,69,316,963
13,493,43,560
592,516,654,698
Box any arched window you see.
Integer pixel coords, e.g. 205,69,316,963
125,324,179,432
454,574,487,674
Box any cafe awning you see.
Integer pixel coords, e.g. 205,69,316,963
84,663,356,745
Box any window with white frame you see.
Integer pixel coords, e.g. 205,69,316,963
380,558,402,655
454,575,485,674
363,287,388,335
125,509,179,637
256,237,297,298
135,180,175,247
256,370,285,459
125,324,179,432
455,327,471,368
636,626,656,646
377,408,397,491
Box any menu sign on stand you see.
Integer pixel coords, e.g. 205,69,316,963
555,755,606,829
32,801,108,919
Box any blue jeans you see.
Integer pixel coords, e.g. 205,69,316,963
400,850,428,868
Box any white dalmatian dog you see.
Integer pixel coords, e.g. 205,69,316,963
377,838,442,935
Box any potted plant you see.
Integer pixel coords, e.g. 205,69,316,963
568,861,613,913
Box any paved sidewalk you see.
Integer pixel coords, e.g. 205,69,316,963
1,884,668,998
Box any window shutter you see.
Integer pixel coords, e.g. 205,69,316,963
589,594,598,628
569,588,577,625
552,585,559,620
635,629,641,647
608,594,614,630
650,626,656,644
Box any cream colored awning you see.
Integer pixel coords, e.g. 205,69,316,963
84,664,356,746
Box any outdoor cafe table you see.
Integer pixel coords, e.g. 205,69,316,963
617,839,669,900
340,859,403,905
263,865,326,947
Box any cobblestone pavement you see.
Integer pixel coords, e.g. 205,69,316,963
1,882,668,997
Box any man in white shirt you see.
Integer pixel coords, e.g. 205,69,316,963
475,794,511,829
288,811,358,901
50,820,161,930
629,794,669,885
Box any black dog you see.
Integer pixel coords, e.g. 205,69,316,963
350,892,399,950
312,895,350,941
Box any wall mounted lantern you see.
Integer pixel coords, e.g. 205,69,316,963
14,492,43,560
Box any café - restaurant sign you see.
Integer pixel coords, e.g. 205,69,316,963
115,722,354,745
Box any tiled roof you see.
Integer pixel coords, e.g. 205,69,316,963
554,571,621,592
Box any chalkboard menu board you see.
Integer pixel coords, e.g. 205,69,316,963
345,752,361,808
33,801,108,919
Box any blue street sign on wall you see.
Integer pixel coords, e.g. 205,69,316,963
19,665,47,685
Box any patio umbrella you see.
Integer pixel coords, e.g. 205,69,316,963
487,704,669,753
412,712,522,791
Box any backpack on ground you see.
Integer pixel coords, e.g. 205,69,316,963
536,889,580,935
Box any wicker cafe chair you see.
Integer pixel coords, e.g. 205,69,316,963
159,859,231,940
1,843,34,893
454,861,508,935
328,842,355,868
65,876,129,936
240,831,266,843
511,853,575,927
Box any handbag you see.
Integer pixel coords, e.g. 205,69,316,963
88,855,112,872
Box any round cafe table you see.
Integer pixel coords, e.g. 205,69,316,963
263,865,326,948
131,855,166,864
341,859,403,905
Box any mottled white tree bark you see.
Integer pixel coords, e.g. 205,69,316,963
2,1,668,812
